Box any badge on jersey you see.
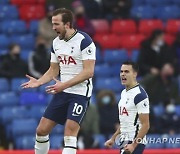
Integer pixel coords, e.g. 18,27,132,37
142,100,149,108
115,133,129,149
86,47,93,55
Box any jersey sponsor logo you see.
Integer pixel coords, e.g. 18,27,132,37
58,55,77,65
119,106,129,116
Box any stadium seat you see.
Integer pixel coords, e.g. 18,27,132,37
132,0,145,6
166,20,180,34
15,135,35,149
29,105,46,119
155,5,180,21
94,64,113,77
96,48,103,64
29,20,39,35
0,35,10,50
96,77,122,92
131,50,140,62
175,105,180,116
164,34,175,46
1,106,29,124
19,5,45,21
38,80,56,93
146,134,165,149
153,104,165,117
130,5,154,19
104,49,128,64
11,78,32,92
0,92,19,107
93,34,120,50
20,50,31,61
51,125,64,135
91,19,110,34
20,92,48,105
12,119,37,138
0,0,9,4
138,20,164,35
111,20,137,35
121,34,145,50
145,0,171,6
1,20,26,34
0,78,9,92
93,134,106,149
172,0,180,5
50,135,64,149
0,5,19,21
10,34,35,49
164,134,180,148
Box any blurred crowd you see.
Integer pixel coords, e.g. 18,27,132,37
0,0,180,150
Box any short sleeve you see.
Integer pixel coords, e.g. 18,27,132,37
50,45,59,63
80,32,96,60
136,98,150,114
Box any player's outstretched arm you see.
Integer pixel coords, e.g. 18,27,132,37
104,126,121,148
21,62,59,89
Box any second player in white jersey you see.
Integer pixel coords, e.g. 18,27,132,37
119,85,149,143
51,30,96,97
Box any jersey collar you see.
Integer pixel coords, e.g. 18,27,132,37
126,83,139,92
64,29,78,42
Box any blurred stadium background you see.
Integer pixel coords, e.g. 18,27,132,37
0,0,180,153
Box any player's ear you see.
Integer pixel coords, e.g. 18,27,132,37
65,22,70,29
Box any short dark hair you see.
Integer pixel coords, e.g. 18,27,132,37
122,61,139,73
52,8,73,28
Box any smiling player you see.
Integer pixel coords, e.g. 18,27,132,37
105,61,150,154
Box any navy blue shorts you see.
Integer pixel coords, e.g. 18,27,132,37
121,144,145,154
43,92,89,125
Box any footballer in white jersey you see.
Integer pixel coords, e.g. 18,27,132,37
105,61,150,154
21,8,96,154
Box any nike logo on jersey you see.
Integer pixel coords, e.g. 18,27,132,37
72,113,80,116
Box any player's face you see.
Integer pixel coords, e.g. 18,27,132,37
120,64,137,87
52,14,67,40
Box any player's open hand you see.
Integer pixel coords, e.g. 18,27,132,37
21,74,40,89
46,77,66,94
104,139,114,148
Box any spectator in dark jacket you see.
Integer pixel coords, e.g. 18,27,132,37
138,29,175,76
0,43,28,78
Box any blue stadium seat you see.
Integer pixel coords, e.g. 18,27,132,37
95,64,112,77
0,5,18,21
131,50,139,62
172,0,180,5
20,50,31,61
20,92,48,105
110,65,121,76
29,20,39,35
51,125,64,135
1,106,28,124
104,49,128,64
153,104,165,117
0,0,9,4
164,134,180,148
175,105,180,116
2,20,26,34
130,5,154,19
155,6,180,20
29,105,46,119
96,77,123,92
0,78,9,91
93,134,106,149
10,34,35,50
0,35,10,50
12,119,37,138
50,135,64,149
132,0,145,6
0,92,19,107
39,80,56,93
96,48,103,64
15,135,35,149
145,0,171,6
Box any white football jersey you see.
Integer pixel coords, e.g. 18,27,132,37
50,30,96,97
118,84,150,144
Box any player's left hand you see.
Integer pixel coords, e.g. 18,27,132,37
123,143,136,154
46,77,66,94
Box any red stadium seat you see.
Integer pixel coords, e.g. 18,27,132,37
19,5,45,22
11,0,23,6
91,19,110,34
164,34,175,46
121,34,146,50
111,20,137,35
11,0,45,6
139,20,164,35
93,34,120,50
166,20,180,35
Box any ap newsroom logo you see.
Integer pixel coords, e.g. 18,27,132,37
115,134,180,148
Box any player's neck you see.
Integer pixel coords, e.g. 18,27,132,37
125,82,139,91
65,28,76,40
